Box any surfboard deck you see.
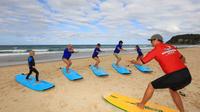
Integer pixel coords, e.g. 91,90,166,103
61,67,83,81
89,65,108,76
104,93,177,112
134,64,153,73
112,63,131,74
15,74,54,91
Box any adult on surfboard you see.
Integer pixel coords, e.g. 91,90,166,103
130,34,192,112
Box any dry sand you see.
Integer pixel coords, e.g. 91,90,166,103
0,47,199,112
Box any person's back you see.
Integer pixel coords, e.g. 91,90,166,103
114,44,122,53
136,45,143,60
62,48,72,59
28,56,35,68
142,43,186,74
155,43,186,74
92,47,101,58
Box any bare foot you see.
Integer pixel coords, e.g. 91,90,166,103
137,103,144,109
94,65,99,69
36,81,41,83
26,78,31,80
66,70,70,73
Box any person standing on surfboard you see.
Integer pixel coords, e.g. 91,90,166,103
91,43,102,68
130,34,192,112
62,44,75,73
26,50,39,82
113,40,126,66
136,45,143,60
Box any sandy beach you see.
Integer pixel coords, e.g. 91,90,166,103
0,47,199,112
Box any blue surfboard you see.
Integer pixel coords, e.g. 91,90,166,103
112,63,131,74
15,74,54,91
61,67,83,81
89,65,108,76
134,64,152,73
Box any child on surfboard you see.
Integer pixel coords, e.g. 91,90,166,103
91,43,102,68
127,45,143,67
113,40,126,66
62,44,75,73
25,50,40,82
136,45,143,60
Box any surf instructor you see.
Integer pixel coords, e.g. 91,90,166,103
131,34,192,112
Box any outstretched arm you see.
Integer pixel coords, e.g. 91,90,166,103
119,48,126,51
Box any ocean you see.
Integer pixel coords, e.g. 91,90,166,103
0,44,152,56
0,44,198,67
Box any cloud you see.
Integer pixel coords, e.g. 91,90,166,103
0,0,199,45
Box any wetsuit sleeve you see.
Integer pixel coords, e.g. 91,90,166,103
141,48,156,64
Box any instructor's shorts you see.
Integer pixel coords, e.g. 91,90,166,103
151,68,192,91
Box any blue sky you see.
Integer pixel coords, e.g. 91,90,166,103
0,0,200,45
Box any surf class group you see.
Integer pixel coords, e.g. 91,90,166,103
15,34,192,112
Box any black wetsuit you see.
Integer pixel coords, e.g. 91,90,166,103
26,56,39,81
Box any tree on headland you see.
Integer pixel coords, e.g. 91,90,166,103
166,34,200,45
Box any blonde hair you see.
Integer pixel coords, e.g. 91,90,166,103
29,50,35,56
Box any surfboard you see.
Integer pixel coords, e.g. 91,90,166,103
112,63,131,74
134,64,153,73
15,74,54,91
104,92,177,112
61,67,83,81
89,65,108,76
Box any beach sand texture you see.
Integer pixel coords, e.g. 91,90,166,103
0,47,199,112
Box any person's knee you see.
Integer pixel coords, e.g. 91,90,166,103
69,62,72,66
35,70,39,75
148,83,154,89
169,89,177,94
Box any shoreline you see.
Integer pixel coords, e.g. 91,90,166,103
0,50,137,67
0,45,199,67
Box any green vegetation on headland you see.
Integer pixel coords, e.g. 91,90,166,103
166,34,200,45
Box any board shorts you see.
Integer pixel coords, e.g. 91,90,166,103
92,56,99,58
138,54,143,57
113,53,121,59
151,68,192,91
62,57,70,60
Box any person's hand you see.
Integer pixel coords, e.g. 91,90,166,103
130,59,137,64
121,49,126,51
74,51,79,53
